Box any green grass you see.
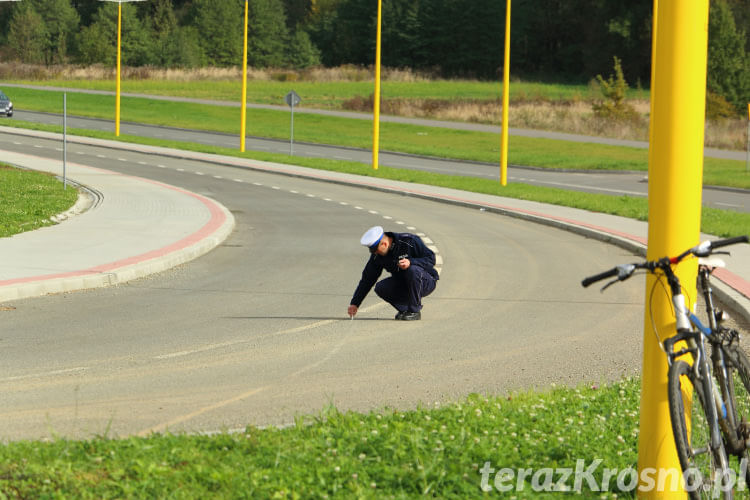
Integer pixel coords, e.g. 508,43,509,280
4,87,749,188
0,378,640,499
0,164,78,238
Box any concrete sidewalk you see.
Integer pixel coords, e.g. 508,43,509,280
0,147,235,303
1,127,749,325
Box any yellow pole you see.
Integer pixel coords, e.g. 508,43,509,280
499,0,511,186
638,1,709,497
240,0,248,152
648,0,658,149
115,1,122,137
372,0,382,170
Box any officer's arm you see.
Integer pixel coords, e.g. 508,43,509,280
350,258,382,307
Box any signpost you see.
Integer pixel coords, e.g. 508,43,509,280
285,90,301,155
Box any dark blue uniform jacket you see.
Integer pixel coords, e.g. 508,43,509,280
350,232,439,307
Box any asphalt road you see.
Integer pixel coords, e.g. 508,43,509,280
0,132,644,440
9,109,749,213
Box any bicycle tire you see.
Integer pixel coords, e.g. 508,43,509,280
722,340,750,483
668,359,732,499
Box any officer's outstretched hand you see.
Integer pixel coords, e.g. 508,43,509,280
347,305,358,317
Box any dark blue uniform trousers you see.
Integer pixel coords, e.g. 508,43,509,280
374,265,437,313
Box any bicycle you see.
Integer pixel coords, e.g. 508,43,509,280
582,235,750,498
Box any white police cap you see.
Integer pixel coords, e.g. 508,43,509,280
360,226,384,249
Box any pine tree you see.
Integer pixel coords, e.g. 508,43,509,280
28,0,79,64
708,0,750,114
7,2,47,64
592,56,638,121
248,0,290,68
188,0,243,67
286,29,320,68
76,2,152,66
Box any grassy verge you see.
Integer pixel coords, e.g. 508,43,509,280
3,118,749,239
0,164,78,238
0,378,639,499
5,87,748,188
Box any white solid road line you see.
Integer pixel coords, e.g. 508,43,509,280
2,366,88,383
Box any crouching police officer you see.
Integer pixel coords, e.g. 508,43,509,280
347,226,439,321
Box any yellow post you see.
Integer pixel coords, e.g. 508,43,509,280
115,1,122,137
240,0,249,152
647,0,658,148
499,0,511,186
638,1,709,497
372,0,382,170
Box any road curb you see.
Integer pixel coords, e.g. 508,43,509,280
0,198,234,303
0,153,235,303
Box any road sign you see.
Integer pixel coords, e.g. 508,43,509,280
285,90,301,108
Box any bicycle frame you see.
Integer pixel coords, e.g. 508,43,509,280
663,263,746,456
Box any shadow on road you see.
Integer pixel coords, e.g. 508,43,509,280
224,316,388,321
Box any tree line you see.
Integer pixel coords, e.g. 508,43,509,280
0,0,747,114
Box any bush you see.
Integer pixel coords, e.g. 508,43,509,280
706,91,737,120
592,56,639,121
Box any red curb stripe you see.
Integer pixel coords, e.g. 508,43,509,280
714,268,750,298
0,165,226,288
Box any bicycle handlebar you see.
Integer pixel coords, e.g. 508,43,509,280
581,263,639,288
581,267,619,288
581,236,748,289
709,235,749,250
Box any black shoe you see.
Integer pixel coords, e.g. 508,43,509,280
395,311,407,320
400,311,421,321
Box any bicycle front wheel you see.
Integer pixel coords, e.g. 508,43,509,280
723,341,750,479
668,359,731,499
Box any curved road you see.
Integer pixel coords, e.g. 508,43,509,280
0,132,645,440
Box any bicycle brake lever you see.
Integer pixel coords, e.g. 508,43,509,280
600,264,636,292
600,278,620,293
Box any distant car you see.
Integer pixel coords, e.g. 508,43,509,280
0,90,13,117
